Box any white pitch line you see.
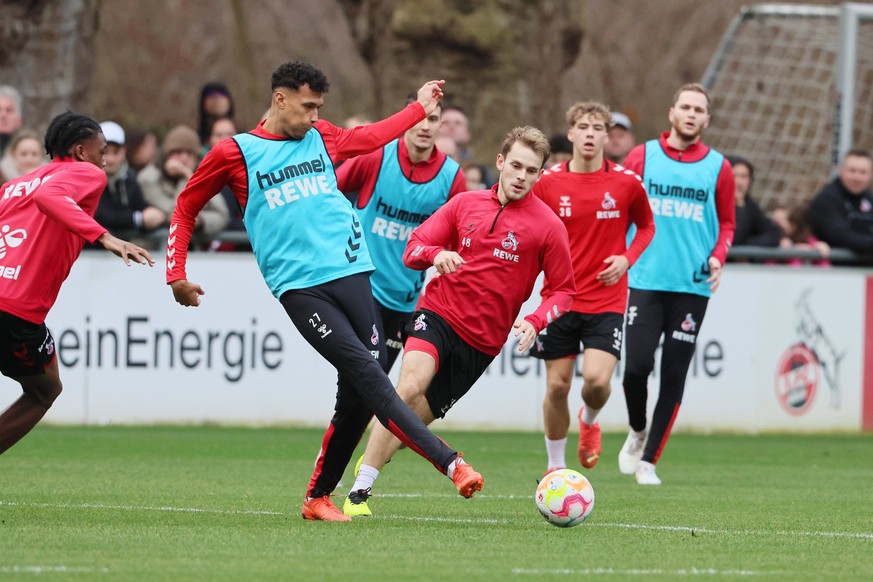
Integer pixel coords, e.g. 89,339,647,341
0,500,284,516
512,567,784,576
2,499,871,540
0,566,110,574
590,522,873,541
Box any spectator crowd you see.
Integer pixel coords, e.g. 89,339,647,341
1,82,871,263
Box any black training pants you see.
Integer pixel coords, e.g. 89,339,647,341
280,272,456,497
622,289,709,465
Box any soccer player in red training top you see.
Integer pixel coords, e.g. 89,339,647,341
166,61,483,521
0,112,154,455
343,126,575,515
335,93,466,517
530,101,654,473
619,83,735,485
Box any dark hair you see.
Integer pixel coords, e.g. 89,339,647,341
405,91,441,113
726,154,755,183
44,111,101,160
125,128,157,170
845,148,872,161
548,133,573,155
271,61,330,93
198,81,235,142
787,203,812,244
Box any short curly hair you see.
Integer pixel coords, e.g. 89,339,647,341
271,61,330,93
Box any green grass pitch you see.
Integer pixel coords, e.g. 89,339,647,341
1,426,872,580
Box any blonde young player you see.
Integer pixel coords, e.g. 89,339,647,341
530,101,654,473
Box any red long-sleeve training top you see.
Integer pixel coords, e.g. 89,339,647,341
403,187,575,356
0,159,107,324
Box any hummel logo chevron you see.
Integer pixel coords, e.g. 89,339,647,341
692,262,711,283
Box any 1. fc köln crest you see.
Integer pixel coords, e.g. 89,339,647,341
773,290,845,416
774,343,819,415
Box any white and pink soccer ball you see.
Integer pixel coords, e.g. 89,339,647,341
535,468,595,528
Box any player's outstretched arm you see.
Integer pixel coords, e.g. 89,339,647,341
170,279,205,307
416,80,446,115
96,233,155,267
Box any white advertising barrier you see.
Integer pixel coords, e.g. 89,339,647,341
3,253,870,432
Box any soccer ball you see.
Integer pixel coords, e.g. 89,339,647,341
535,468,595,528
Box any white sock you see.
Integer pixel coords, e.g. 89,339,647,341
545,436,567,469
350,464,380,493
581,405,602,426
447,455,467,479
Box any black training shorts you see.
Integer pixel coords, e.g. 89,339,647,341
0,311,56,378
529,311,624,360
405,309,494,419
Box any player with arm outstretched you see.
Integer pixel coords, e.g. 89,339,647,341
0,112,154,455
166,61,484,521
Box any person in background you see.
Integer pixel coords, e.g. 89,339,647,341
197,82,234,145
138,124,229,239
0,111,153,456
604,112,635,165
94,121,166,241
547,133,573,168
778,203,831,266
438,105,472,161
165,60,484,522
202,117,236,158
462,161,487,190
810,148,873,255
0,85,24,159
204,116,247,249
125,129,159,175
435,135,461,163
726,155,780,247
619,83,735,486
0,129,46,183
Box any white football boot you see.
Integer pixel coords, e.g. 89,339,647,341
618,429,647,475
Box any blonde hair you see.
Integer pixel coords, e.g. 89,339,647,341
564,101,612,128
500,126,551,169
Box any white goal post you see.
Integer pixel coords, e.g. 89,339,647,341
701,2,873,210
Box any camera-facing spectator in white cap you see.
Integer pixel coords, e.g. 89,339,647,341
604,111,635,165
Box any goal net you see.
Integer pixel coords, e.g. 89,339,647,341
702,3,873,210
